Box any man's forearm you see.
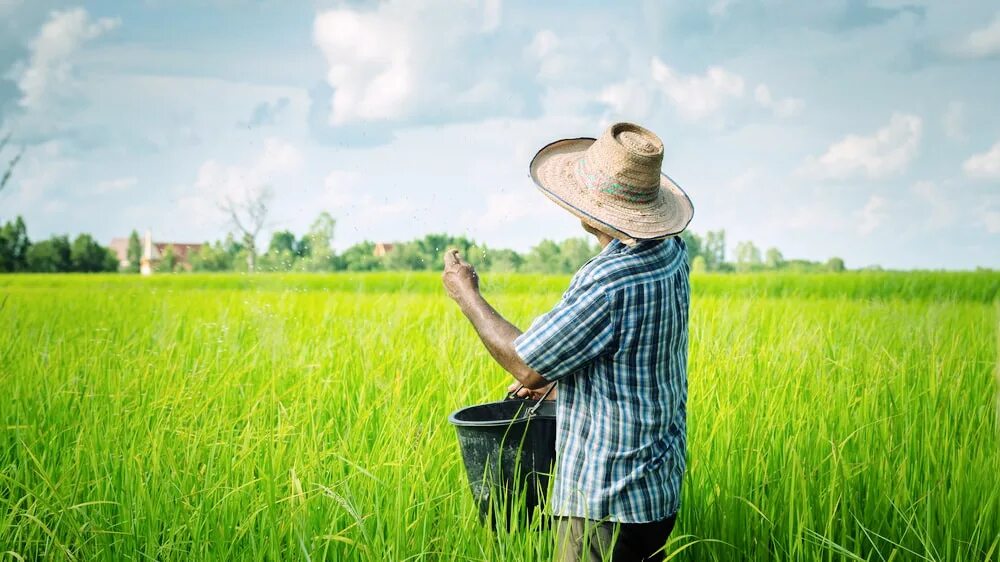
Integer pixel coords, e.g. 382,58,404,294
456,292,549,389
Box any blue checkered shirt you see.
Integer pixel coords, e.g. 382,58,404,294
514,237,690,523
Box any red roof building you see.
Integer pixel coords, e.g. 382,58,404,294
373,242,395,257
120,231,204,274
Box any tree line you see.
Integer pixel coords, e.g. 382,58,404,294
0,216,118,273
182,212,604,274
0,213,851,275
186,215,850,274
680,230,847,273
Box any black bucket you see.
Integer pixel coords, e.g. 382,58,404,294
449,389,557,529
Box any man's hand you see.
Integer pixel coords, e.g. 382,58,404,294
442,249,479,303
508,381,557,401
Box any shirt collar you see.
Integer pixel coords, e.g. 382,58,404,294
604,238,626,255
609,238,665,255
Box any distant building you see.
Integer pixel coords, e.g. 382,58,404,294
121,231,203,275
109,237,132,270
373,242,395,257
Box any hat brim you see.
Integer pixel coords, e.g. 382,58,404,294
529,137,694,239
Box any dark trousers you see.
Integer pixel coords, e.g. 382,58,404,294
555,514,677,562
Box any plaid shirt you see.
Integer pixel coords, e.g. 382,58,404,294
514,237,690,523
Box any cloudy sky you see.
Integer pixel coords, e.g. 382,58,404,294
0,0,998,269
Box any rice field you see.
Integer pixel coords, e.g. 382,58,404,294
1,271,998,561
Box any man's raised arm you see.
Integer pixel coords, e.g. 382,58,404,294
441,249,549,390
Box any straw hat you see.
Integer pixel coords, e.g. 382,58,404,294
529,122,694,243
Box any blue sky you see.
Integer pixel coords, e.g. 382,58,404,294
0,0,998,269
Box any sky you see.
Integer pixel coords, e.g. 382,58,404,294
0,0,998,270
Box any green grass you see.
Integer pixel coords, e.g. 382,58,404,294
1,270,998,302
1,272,998,561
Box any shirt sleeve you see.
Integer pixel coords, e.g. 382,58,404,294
513,280,614,382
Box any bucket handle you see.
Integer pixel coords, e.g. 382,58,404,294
505,382,556,417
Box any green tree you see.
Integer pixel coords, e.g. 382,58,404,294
295,236,311,258
301,212,336,271
679,231,702,264
702,230,726,271
156,244,178,273
221,186,270,273
215,233,248,272
268,230,297,255
735,241,762,272
415,234,476,270
125,230,142,273
691,255,708,273
224,233,243,257
418,234,461,265
826,257,846,272
523,240,562,274
0,216,30,272
384,234,480,271
558,237,598,273
26,236,71,272
486,248,523,272
340,241,383,271
384,242,426,270
259,250,296,272
764,247,784,270
465,243,493,271
260,230,297,272
191,241,233,271
71,234,116,272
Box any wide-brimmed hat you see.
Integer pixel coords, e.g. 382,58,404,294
529,122,694,242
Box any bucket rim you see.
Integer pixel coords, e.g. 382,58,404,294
448,399,556,427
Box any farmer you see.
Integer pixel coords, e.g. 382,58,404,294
442,122,694,562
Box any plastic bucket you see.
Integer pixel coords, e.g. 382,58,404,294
448,395,557,529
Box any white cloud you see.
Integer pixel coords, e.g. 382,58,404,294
726,168,760,194
962,141,1000,180
783,204,843,232
304,114,590,250
178,138,303,224
15,8,120,108
525,28,631,92
94,176,137,194
942,101,965,141
598,80,653,119
754,84,804,118
598,60,799,124
800,113,922,180
471,190,563,231
320,169,415,231
312,0,512,125
981,210,1000,233
2,140,73,204
481,0,501,32
341,195,413,226
313,8,411,124
911,180,957,229
539,86,594,117
321,170,361,209
857,195,888,235
650,57,745,121
527,29,558,59
708,0,735,18
0,0,22,16
954,13,1000,58
252,138,303,179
